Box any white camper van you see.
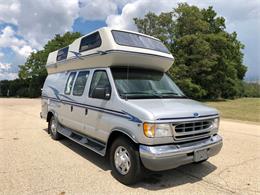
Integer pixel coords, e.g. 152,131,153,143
41,27,223,185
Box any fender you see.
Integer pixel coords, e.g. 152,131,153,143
108,128,139,144
47,109,59,122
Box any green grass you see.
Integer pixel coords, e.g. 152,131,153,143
205,98,260,123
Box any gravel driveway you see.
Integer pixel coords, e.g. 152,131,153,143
0,98,259,195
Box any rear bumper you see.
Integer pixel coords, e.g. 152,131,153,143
139,134,223,171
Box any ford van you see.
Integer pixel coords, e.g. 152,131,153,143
41,27,223,185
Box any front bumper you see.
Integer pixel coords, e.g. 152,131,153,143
139,134,223,171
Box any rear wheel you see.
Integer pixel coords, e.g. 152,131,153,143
48,115,62,140
110,137,143,185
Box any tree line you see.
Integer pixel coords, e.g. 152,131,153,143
0,3,259,99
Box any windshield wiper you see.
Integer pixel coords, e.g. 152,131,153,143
162,92,187,98
120,92,163,99
120,91,187,99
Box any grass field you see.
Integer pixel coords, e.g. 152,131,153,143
206,98,260,123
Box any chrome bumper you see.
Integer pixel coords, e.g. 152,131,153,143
139,134,223,171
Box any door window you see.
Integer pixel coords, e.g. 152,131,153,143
73,71,90,96
89,70,111,98
64,72,76,95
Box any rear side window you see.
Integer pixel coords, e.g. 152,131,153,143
57,47,69,61
73,71,90,96
79,32,101,52
64,72,76,95
89,70,110,98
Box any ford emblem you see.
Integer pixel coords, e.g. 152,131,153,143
193,112,199,117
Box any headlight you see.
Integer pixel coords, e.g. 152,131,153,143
212,118,220,130
143,123,172,138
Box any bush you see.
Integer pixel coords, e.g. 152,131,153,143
243,82,260,97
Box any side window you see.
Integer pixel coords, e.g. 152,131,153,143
79,32,101,52
57,47,69,61
73,71,90,96
64,72,76,95
89,70,111,98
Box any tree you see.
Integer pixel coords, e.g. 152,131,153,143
243,82,260,97
134,3,247,99
18,32,82,97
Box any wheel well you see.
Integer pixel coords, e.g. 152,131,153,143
47,112,54,123
105,131,138,158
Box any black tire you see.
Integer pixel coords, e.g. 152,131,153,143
109,137,143,185
48,115,62,140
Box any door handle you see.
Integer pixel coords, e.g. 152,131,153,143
71,105,73,112
85,108,88,115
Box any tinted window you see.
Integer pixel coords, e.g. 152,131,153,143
64,72,76,95
112,30,170,54
89,70,110,98
73,71,90,96
79,32,101,52
57,47,69,61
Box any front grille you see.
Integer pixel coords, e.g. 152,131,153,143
175,121,212,133
172,120,213,142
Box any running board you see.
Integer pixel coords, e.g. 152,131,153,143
58,126,106,156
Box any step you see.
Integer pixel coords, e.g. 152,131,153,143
58,126,106,156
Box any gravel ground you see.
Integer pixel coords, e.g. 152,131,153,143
0,98,259,195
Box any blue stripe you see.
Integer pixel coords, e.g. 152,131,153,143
42,95,142,123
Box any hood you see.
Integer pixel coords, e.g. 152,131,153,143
127,98,218,120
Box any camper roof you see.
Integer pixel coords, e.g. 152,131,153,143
46,27,174,74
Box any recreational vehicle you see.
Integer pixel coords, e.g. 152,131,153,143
41,27,223,185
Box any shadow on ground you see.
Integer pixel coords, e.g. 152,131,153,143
43,128,217,190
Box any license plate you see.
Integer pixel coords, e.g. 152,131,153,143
194,149,208,162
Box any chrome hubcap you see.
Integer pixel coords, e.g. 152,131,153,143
50,118,57,134
114,146,131,175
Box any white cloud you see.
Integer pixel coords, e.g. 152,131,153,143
0,0,20,24
106,0,260,30
0,26,35,80
11,45,34,59
0,0,79,80
0,72,18,80
0,62,11,70
79,0,135,21
106,0,177,29
79,0,117,20
0,26,25,48
0,0,79,48
0,26,35,59
0,62,17,80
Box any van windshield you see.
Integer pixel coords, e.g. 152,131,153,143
111,67,186,99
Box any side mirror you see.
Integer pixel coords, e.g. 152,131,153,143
92,86,111,100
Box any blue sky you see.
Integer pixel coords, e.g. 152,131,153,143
0,0,259,81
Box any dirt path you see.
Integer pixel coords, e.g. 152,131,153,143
0,98,259,195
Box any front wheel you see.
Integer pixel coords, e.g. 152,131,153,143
48,115,63,140
110,137,143,185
